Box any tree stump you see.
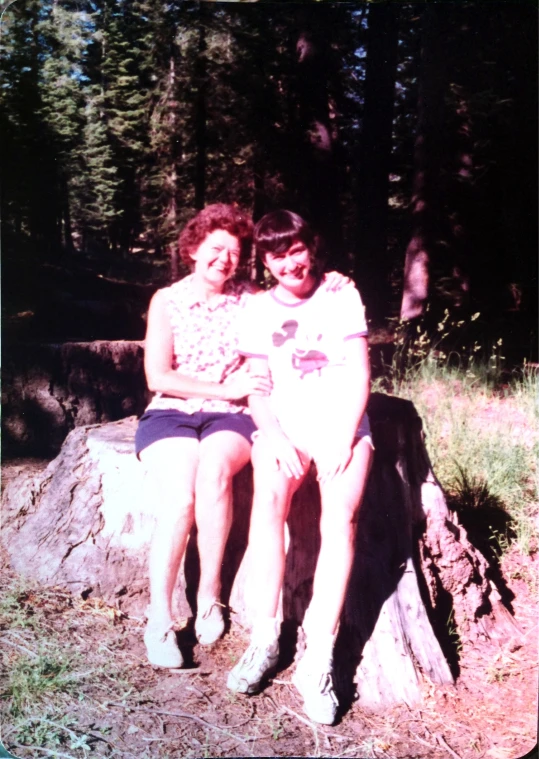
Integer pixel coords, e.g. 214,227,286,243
1,340,147,457
1,393,520,707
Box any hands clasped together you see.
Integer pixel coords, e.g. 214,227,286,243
222,363,272,401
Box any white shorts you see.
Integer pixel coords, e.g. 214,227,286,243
276,412,373,463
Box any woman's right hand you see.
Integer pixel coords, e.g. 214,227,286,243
265,430,306,479
223,364,272,400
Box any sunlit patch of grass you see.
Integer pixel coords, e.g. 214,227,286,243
2,642,89,718
376,314,538,555
0,574,143,757
9,712,93,756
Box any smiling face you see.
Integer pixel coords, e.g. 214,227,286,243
190,229,242,289
263,239,316,299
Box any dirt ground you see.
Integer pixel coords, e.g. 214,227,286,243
1,459,538,759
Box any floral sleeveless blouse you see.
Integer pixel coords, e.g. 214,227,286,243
146,274,254,414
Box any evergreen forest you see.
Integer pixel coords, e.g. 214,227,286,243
1,0,537,362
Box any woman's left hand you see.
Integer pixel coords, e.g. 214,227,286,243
322,270,352,291
315,443,353,484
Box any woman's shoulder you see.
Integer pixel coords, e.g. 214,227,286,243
160,274,196,303
226,278,258,297
316,280,362,304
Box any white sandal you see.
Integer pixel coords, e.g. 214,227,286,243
195,600,225,645
143,623,183,668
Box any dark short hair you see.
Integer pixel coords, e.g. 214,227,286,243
179,204,253,267
253,210,318,261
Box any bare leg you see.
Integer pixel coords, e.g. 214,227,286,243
140,437,199,630
308,438,373,636
194,430,252,608
291,439,372,724
227,436,308,694
247,436,308,619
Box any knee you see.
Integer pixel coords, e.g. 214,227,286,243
154,489,195,527
196,460,234,497
252,487,288,529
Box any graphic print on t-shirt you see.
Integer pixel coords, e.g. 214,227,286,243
271,318,330,379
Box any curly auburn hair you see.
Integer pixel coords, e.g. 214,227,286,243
178,204,253,268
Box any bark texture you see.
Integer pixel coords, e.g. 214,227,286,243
2,340,147,456
400,5,447,320
1,394,519,707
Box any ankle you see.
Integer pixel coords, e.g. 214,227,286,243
197,583,221,603
145,605,173,630
251,616,280,646
197,594,221,613
302,630,336,668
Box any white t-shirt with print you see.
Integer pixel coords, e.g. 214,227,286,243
238,282,369,454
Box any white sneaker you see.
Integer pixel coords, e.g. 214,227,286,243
195,600,225,645
144,624,183,668
227,640,280,694
292,657,339,725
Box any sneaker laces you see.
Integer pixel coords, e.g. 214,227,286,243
241,644,264,667
318,671,337,700
199,600,224,620
145,622,175,641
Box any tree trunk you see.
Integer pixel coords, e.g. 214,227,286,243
194,8,207,211
292,6,346,271
2,340,147,457
166,54,180,281
1,394,520,707
61,173,75,255
355,3,399,322
400,6,447,320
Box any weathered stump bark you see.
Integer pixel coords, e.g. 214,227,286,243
1,340,147,457
1,393,520,707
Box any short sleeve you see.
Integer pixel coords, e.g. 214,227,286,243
339,284,368,341
237,293,270,359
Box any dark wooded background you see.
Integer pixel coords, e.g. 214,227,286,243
1,1,537,361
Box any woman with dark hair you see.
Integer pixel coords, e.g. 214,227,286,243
227,210,373,725
136,204,348,669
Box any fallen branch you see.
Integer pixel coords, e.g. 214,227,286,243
436,733,463,759
408,729,439,752
0,637,39,659
280,705,353,742
108,701,254,751
9,743,76,759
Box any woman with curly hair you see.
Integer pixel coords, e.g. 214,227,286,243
136,204,347,668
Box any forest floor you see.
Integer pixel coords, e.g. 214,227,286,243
1,462,537,759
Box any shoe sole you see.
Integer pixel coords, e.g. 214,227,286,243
292,672,337,725
227,660,279,695
145,650,184,668
195,626,225,646
144,633,183,668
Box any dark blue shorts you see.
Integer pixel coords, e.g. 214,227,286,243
135,409,257,457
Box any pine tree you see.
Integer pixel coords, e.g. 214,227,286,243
76,90,121,251
0,0,49,255
38,1,89,253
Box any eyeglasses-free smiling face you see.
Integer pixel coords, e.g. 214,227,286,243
263,240,316,299
190,229,242,287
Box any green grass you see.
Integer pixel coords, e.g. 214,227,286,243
374,317,538,555
4,649,84,717
0,577,135,757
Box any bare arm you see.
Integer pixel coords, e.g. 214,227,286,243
143,290,271,401
337,335,371,446
247,357,305,479
316,336,371,482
